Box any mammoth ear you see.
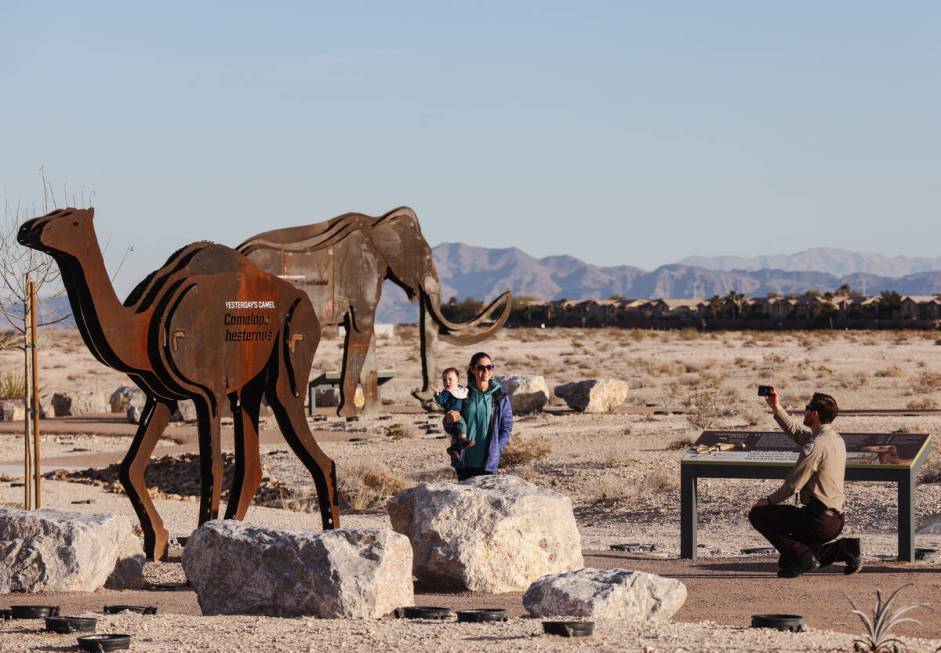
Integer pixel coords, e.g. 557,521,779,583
371,207,420,259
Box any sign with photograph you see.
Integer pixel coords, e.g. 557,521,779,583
681,430,931,469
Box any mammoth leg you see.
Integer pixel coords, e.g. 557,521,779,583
338,314,371,418
194,396,223,524
413,297,441,408
119,396,173,560
359,334,380,416
269,331,340,530
225,381,264,520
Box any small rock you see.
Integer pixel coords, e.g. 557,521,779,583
388,475,583,593
496,374,550,414
109,386,135,413
523,568,687,621
0,399,25,421
554,378,629,413
172,401,198,423
0,508,144,592
125,388,148,424
182,521,413,617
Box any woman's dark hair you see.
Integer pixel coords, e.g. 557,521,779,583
808,392,838,424
467,351,493,386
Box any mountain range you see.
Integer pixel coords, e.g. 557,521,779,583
376,244,941,322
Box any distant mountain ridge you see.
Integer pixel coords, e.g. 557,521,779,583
679,248,941,277
375,243,941,322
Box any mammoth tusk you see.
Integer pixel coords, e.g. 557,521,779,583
428,291,513,345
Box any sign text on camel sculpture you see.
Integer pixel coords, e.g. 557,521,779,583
237,207,512,417
18,208,340,560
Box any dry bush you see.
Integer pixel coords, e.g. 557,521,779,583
667,436,694,451
814,364,834,376
0,370,25,400
907,397,939,410
839,372,870,389
761,352,788,367
875,366,903,378
338,464,408,512
500,434,551,467
645,467,675,495
385,422,417,440
914,371,941,393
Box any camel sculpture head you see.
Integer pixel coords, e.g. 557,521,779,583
18,207,96,257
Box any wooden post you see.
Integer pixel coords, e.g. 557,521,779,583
23,273,32,509
29,279,41,508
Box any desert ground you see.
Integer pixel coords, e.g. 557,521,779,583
2,326,941,652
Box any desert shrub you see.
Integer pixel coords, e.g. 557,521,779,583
385,422,417,440
914,371,941,393
338,464,408,512
500,434,551,467
839,372,870,389
762,352,788,367
645,467,675,495
0,370,25,400
875,366,903,378
907,398,940,410
667,436,694,451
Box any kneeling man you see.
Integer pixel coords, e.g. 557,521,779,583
748,387,861,577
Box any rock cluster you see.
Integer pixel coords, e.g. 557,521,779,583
496,374,550,414
523,568,687,621
554,378,628,413
0,399,25,421
51,390,108,417
182,521,413,617
0,508,144,592
387,475,583,593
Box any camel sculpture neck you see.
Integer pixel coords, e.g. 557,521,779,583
59,231,151,372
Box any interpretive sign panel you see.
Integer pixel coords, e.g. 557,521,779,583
682,431,930,468
680,430,932,562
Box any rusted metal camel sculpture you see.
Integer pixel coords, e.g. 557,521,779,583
18,208,340,560
238,207,512,416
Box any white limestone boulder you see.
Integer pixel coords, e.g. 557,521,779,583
387,475,583,593
554,378,629,413
0,399,25,421
51,390,108,417
172,400,198,423
125,387,148,424
181,521,413,618
523,568,687,621
0,509,144,592
109,386,135,413
496,374,550,414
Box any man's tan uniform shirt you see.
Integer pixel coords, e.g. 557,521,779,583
768,407,846,513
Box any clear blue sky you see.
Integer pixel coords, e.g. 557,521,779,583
2,2,939,296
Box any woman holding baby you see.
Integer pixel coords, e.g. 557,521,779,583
444,351,514,481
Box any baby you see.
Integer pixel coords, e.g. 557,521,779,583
434,367,472,460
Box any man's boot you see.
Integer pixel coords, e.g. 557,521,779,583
777,552,820,578
843,538,862,575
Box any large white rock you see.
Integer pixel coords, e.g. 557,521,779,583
387,475,583,593
125,387,148,424
496,374,550,414
109,386,135,413
554,378,629,413
181,521,413,618
51,390,108,417
0,509,144,592
523,568,687,621
0,399,25,421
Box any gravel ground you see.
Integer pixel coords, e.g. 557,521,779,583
3,612,941,653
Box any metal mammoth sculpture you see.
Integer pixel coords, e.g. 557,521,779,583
237,207,512,416
18,208,340,560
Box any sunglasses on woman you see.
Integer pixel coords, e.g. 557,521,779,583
475,364,495,372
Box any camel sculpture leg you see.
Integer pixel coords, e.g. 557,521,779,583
194,397,224,524
119,396,173,560
269,316,340,529
225,382,264,520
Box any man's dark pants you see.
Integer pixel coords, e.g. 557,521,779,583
748,504,850,567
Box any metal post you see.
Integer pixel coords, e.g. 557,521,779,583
29,279,41,508
898,473,914,562
680,466,698,559
22,273,32,509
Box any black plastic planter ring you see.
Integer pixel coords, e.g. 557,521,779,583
103,605,157,615
543,621,595,637
394,606,452,620
11,605,60,619
456,609,507,623
750,614,804,632
45,616,97,633
77,634,132,652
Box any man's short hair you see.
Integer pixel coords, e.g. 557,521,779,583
809,392,838,424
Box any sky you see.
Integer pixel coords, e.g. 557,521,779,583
2,1,940,297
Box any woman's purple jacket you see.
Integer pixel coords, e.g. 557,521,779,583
451,387,514,472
